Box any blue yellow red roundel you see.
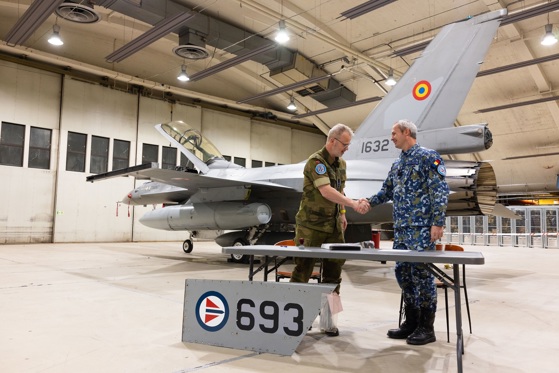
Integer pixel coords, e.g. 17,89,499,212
412,80,431,101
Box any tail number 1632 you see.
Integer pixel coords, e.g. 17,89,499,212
361,139,390,153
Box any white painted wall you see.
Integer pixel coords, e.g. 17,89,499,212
0,61,325,244
0,61,60,243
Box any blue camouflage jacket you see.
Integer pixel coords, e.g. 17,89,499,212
369,144,449,228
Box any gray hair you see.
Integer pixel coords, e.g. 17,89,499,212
327,123,354,140
394,119,417,139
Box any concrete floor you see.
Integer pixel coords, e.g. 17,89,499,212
1,240,557,373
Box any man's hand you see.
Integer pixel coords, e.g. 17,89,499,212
351,198,371,214
431,225,444,242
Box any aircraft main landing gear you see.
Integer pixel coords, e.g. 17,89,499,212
229,238,250,263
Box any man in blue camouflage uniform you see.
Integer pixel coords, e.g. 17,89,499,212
290,123,369,337
368,119,449,345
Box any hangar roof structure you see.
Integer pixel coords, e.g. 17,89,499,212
1,0,558,203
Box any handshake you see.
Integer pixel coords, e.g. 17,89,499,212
351,198,371,215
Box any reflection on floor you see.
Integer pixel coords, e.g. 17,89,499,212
1,241,557,373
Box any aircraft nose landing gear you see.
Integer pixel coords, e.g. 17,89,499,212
182,239,193,253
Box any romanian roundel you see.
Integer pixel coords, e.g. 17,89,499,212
412,80,432,101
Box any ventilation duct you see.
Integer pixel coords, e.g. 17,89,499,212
173,29,209,60
270,52,356,107
55,1,100,24
97,0,356,107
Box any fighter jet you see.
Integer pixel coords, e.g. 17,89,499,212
87,9,509,263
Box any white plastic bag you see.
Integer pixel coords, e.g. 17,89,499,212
319,292,343,332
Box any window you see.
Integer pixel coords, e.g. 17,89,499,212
29,127,51,170
112,139,130,170
90,135,109,174
0,122,25,167
265,161,275,167
66,132,87,172
252,160,263,168
162,146,177,169
142,143,158,164
223,155,231,162
234,157,246,167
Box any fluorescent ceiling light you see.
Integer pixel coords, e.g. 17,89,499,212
106,11,193,63
4,0,66,46
48,24,64,46
291,96,382,119
392,40,431,57
340,0,397,20
237,74,332,104
476,95,559,113
501,2,559,26
188,43,278,82
391,4,559,57
477,53,559,77
541,24,558,46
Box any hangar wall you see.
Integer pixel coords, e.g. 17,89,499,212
0,60,325,244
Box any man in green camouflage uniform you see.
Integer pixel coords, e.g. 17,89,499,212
290,123,369,337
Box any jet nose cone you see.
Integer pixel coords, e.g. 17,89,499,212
121,192,133,204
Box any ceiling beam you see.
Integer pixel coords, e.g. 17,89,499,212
476,95,559,113
291,96,382,119
105,11,193,63
4,0,66,46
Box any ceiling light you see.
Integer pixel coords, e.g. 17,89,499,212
340,0,397,20
237,74,333,104
292,96,382,119
541,24,558,46
477,52,559,77
286,96,297,111
385,68,397,86
476,94,559,113
48,24,64,46
501,2,559,26
105,11,193,63
274,20,290,44
177,64,189,82
188,43,278,82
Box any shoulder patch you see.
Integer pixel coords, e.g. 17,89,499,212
315,163,327,175
431,158,446,176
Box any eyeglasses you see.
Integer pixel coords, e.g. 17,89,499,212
334,137,351,148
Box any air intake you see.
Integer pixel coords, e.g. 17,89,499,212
55,1,100,24
173,30,209,60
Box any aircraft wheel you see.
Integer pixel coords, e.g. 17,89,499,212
230,238,250,263
182,239,193,253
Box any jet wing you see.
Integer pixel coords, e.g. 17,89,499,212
86,162,295,193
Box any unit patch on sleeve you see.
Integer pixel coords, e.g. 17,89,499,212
315,163,327,175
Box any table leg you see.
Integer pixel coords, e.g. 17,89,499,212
248,255,255,281
453,264,464,373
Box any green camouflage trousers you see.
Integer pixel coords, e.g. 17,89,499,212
290,225,346,294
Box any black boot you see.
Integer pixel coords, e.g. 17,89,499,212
387,305,419,339
406,308,436,345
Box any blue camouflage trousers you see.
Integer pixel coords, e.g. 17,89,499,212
393,226,437,312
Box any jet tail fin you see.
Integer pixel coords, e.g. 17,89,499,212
346,9,506,160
